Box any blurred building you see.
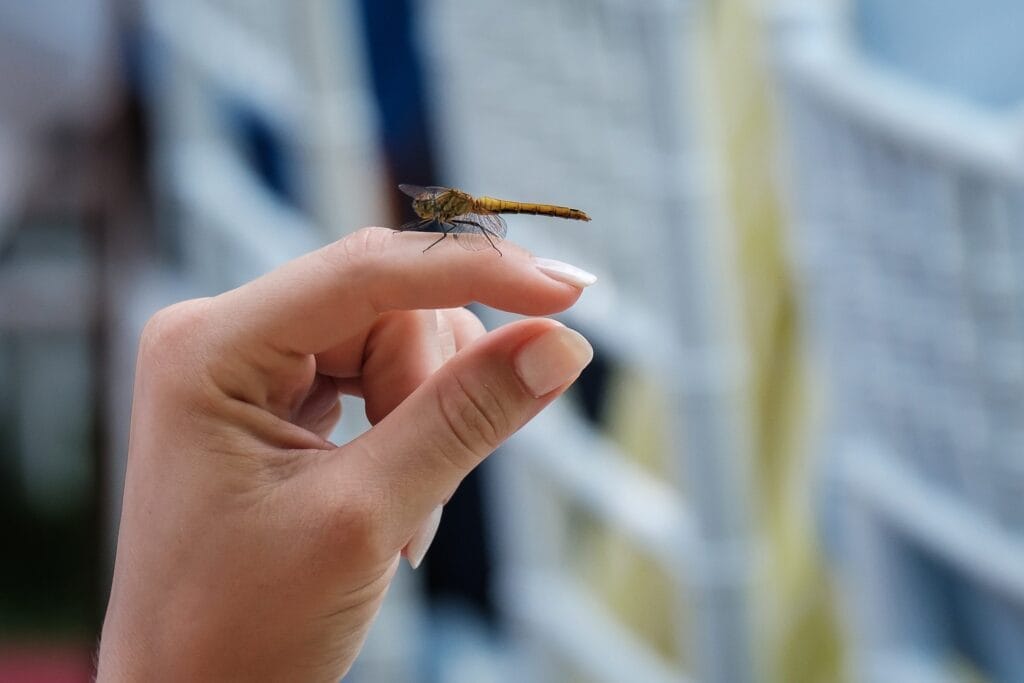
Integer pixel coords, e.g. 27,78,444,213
2,1,1023,682
773,1,1024,682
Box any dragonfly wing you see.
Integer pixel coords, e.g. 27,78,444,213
398,183,429,199
399,184,454,200
447,212,508,251
397,218,433,232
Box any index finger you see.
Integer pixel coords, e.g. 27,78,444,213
212,227,593,356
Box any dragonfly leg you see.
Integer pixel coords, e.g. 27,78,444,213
479,229,502,256
397,218,432,232
451,218,503,256
423,229,449,253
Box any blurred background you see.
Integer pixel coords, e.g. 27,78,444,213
2,0,1024,681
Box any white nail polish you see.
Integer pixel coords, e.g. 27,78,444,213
533,257,598,288
407,505,443,569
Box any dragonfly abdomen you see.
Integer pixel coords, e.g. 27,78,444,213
474,196,591,221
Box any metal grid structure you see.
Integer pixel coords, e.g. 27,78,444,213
420,1,755,681
138,0,387,465
771,6,1024,681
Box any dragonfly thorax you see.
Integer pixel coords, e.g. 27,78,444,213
413,188,475,222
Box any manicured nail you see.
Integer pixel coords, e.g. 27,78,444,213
533,257,598,288
514,326,594,397
408,505,443,569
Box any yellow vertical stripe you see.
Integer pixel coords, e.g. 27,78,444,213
700,1,846,681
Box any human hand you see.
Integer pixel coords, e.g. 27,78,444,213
95,228,595,681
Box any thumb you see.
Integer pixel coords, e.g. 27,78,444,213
337,318,592,550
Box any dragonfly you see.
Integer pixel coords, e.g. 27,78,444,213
397,184,591,255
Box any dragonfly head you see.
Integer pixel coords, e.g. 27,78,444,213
411,195,435,220
400,185,472,221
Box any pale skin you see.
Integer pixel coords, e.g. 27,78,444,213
96,227,595,681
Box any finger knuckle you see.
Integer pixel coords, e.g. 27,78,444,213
138,299,212,365
435,370,510,471
322,227,393,271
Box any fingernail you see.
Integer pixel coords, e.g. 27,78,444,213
435,310,457,362
533,257,598,288
514,326,594,397
408,505,443,569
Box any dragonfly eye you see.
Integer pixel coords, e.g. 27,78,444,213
412,198,431,218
